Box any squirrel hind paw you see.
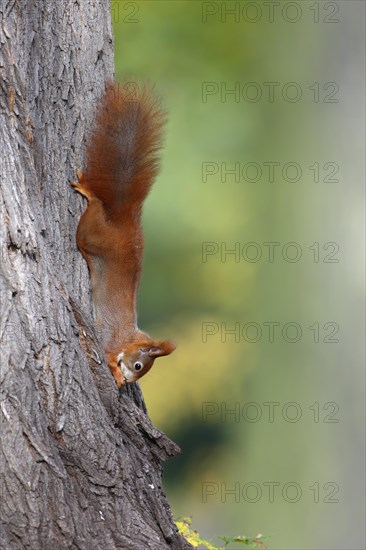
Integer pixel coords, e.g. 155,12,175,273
69,169,84,189
70,178,93,201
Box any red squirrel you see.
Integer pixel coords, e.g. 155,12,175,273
71,82,176,388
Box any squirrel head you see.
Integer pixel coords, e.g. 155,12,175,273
115,340,176,384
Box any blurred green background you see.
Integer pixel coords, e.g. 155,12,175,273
112,2,365,549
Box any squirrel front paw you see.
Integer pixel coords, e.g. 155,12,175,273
108,362,127,388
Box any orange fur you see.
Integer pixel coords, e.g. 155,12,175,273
71,82,175,387
83,82,166,221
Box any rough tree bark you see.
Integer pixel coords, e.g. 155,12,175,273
0,1,191,549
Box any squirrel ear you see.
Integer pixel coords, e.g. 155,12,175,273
148,340,176,358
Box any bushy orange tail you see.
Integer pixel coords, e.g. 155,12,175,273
83,81,166,221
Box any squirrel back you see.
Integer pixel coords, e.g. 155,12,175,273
83,81,166,221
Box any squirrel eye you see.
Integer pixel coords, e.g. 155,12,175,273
134,362,143,371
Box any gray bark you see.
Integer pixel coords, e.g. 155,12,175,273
0,1,190,548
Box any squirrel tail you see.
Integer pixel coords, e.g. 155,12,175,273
83,81,166,221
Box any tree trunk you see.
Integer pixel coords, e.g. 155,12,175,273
0,1,191,548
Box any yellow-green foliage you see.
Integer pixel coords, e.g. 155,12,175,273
176,517,267,549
